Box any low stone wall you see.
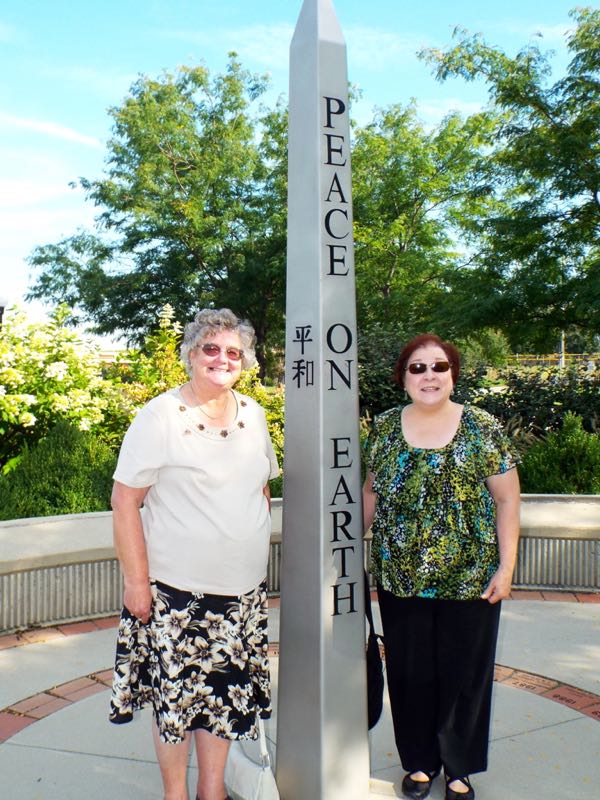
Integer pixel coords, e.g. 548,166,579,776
0,502,281,634
0,496,598,633
514,495,600,590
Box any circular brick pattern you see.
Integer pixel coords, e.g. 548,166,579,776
2,595,599,743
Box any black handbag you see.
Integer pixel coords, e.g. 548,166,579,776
364,572,384,729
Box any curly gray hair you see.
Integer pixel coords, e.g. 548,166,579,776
180,308,257,375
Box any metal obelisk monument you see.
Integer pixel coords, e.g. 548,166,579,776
277,1,370,798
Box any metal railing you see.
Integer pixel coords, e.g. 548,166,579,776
509,352,599,368
1,560,122,633
1,500,598,634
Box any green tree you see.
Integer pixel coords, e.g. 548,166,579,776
456,329,512,370
27,57,287,370
352,103,497,337
421,7,600,349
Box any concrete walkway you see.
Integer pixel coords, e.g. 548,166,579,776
1,593,599,800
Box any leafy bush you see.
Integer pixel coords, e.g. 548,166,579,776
269,474,283,498
0,305,116,473
100,304,187,448
519,413,600,494
0,422,116,520
235,366,285,470
462,364,600,435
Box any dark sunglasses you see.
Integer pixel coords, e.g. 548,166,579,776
200,343,244,361
406,360,452,374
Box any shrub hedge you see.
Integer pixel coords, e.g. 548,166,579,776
0,422,116,520
518,413,600,494
459,365,600,435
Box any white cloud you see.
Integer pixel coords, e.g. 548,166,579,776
417,97,485,127
225,23,294,70
163,22,423,74
0,179,76,210
0,111,103,148
162,23,294,71
530,23,574,44
345,26,422,70
41,65,137,101
0,146,99,305
0,209,92,304
0,204,94,255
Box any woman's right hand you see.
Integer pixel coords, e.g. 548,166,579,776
123,581,153,623
112,481,152,623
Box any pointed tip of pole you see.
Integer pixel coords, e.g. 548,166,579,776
292,0,345,47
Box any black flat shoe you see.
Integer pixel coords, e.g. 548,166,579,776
445,775,475,800
402,768,441,799
195,796,232,800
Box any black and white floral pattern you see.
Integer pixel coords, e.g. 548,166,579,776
109,580,271,744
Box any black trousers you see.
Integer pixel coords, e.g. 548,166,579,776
377,586,502,778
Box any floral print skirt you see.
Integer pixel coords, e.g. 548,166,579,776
109,579,271,744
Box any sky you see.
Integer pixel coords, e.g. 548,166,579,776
0,0,577,333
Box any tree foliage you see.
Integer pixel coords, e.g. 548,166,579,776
421,7,600,349
25,10,600,359
352,103,497,337
27,57,287,366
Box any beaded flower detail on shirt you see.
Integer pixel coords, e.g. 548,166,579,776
175,390,246,440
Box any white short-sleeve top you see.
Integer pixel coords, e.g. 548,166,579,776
113,388,280,595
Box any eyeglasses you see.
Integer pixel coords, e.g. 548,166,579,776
199,343,244,361
406,360,452,374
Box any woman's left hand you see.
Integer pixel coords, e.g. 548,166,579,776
481,566,513,604
484,468,521,604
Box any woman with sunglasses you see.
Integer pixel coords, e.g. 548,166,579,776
109,308,279,800
362,333,520,800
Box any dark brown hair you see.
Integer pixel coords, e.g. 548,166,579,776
393,333,461,387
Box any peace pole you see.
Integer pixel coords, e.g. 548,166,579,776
276,1,370,798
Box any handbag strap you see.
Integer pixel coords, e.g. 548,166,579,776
258,715,271,768
364,570,381,639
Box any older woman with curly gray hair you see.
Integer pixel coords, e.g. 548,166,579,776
109,308,279,800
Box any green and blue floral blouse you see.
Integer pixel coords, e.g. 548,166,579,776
367,404,518,600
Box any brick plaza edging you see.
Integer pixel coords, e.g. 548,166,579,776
1,593,599,744
1,656,598,745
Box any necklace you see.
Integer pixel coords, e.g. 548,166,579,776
187,382,230,420
177,389,246,438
